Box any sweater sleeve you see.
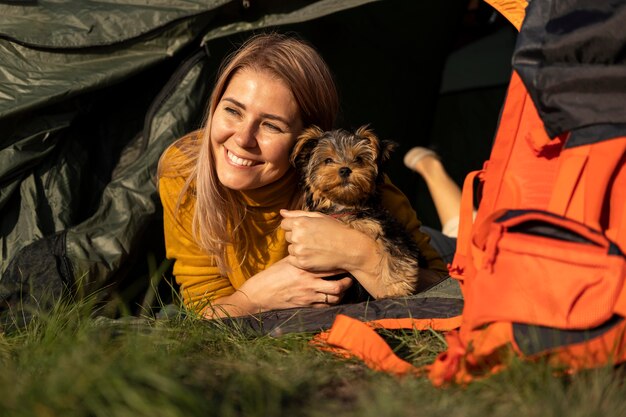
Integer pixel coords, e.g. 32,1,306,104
379,176,448,275
158,174,235,309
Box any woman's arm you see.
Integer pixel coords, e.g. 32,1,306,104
162,192,353,317
162,193,353,317
203,257,353,318
161,171,353,318
280,210,398,299
280,175,451,298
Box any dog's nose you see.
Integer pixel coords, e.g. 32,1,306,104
339,167,352,178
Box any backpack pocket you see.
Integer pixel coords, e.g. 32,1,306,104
464,209,626,331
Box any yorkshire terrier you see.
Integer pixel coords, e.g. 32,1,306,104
290,125,420,299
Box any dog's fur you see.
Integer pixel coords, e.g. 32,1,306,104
290,125,420,298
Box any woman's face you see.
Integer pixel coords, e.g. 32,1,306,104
210,68,303,191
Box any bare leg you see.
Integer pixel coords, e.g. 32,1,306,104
404,148,463,236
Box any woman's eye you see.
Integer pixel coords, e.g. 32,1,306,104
264,122,283,133
224,106,240,116
324,158,333,164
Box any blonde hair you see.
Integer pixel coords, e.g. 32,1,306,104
158,33,339,274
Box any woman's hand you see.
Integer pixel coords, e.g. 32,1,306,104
280,209,370,272
206,257,353,318
280,209,393,299
280,209,384,274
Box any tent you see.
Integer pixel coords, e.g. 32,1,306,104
0,0,512,318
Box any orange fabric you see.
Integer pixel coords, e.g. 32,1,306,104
314,315,419,376
545,320,626,371
547,139,626,227
426,0,626,385
431,319,626,386
484,0,528,30
465,212,625,331
607,139,626,253
525,127,562,155
547,146,589,218
584,138,626,229
476,72,562,218
428,330,470,386
614,284,626,319
312,314,463,377
431,133,626,386
368,316,463,332
450,70,563,302
427,74,626,386
430,323,514,386
473,71,526,217
448,169,482,284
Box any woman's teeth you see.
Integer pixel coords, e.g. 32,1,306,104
228,150,256,167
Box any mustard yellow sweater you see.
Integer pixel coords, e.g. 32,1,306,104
159,141,446,310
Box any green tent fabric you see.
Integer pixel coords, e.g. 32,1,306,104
1,0,225,319
0,0,493,322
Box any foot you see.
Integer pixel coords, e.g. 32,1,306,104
403,147,440,175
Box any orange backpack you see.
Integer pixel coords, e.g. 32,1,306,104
314,0,626,384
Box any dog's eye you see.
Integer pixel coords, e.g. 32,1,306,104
354,156,363,164
324,158,333,165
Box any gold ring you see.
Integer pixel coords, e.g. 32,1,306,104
325,293,328,304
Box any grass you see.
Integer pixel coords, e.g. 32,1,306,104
1,297,626,417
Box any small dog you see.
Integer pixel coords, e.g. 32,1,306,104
290,125,420,298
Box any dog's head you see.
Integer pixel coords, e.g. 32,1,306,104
290,125,396,210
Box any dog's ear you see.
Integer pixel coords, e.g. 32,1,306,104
291,125,324,169
355,125,396,164
379,140,397,164
355,124,379,150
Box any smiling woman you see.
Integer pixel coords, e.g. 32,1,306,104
211,68,303,191
157,33,448,319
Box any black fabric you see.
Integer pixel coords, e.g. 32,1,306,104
421,226,457,265
566,123,626,149
512,0,626,138
216,294,464,336
1,232,73,330
495,209,625,256
513,315,624,356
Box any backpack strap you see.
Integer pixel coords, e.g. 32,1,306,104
617,192,626,252
311,315,418,376
312,314,462,376
448,169,482,282
549,135,626,229
547,144,589,221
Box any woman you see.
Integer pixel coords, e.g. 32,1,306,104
158,33,447,318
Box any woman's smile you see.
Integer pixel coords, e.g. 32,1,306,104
226,149,260,168
210,67,302,190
